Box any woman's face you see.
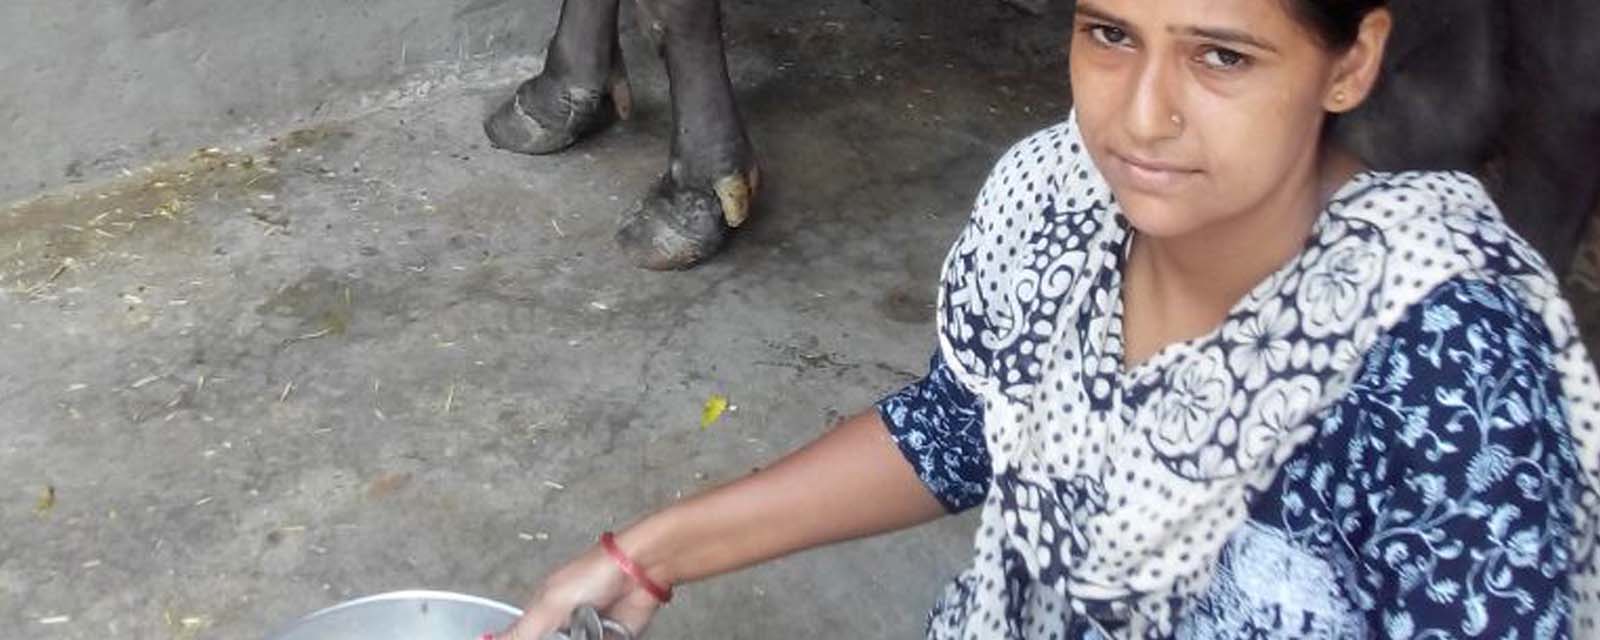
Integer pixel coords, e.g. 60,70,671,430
1069,0,1382,239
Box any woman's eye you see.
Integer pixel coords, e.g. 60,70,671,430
1089,25,1132,48
1199,47,1249,70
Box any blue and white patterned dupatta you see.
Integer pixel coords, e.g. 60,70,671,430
931,112,1600,637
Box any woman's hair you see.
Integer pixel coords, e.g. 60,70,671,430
1284,0,1388,50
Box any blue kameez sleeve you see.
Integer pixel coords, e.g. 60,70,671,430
877,350,991,513
1339,280,1581,638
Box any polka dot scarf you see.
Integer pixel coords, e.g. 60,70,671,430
930,112,1600,637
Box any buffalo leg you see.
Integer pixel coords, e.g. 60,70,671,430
485,0,632,155
615,0,758,270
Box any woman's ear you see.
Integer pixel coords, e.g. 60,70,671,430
1325,8,1392,114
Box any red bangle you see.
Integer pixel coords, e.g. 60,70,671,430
600,532,673,604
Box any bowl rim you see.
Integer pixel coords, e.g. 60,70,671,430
268,590,523,638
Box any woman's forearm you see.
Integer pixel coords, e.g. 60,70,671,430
614,409,947,586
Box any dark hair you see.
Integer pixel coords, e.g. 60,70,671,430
1284,0,1387,50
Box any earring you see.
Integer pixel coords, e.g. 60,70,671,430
1170,113,1184,126
1333,90,1348,104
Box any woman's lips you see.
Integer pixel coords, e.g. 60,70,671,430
1111,152,1200,192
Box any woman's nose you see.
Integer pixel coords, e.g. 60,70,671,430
1122,59,1184,143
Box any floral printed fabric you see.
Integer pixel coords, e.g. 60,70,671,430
880,112,1600,638
878,351,990,513
1248,280,1578,639
882,279,1579,637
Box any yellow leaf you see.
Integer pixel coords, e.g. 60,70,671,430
35,485,55,515
700,394,729,429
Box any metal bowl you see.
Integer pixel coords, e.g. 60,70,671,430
266,590,521,640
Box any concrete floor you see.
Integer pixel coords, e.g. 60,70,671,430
8,2,1600,638
1,2,1076,638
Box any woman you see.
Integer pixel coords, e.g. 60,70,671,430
495,0,1600,637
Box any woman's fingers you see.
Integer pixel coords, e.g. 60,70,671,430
492,546,645,640
490,593,657,640
602,588,662,638
492,601,569,640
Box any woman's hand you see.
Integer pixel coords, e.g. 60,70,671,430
492,542,662,640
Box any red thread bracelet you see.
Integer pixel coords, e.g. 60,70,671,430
600,532,673,604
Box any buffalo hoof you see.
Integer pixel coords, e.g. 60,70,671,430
615,167,759,270
484,70,631,155
616,175,726,271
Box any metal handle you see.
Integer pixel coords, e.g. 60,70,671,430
540,605,633,640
